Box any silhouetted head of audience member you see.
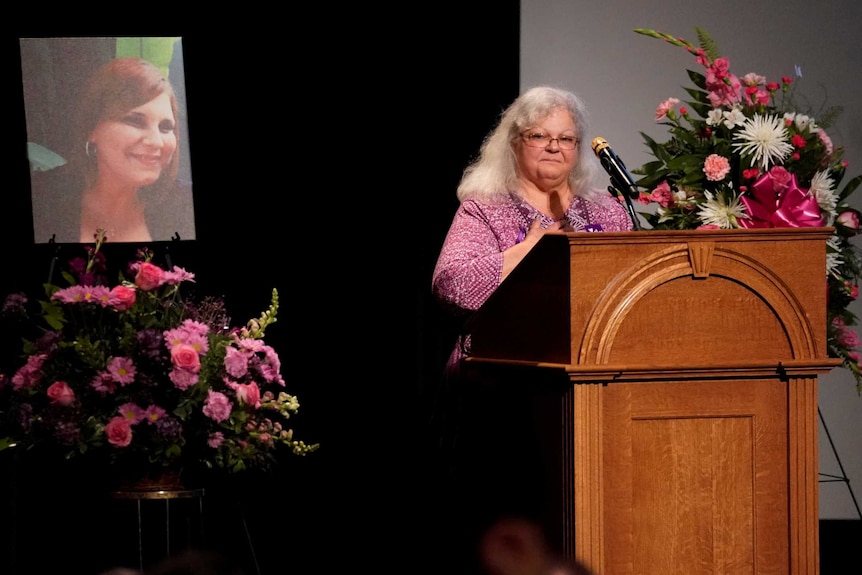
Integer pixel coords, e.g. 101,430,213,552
478,516,593,575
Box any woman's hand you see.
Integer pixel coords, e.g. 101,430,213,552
501,217,564,281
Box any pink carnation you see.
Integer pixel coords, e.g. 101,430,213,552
655,97,680,121
703,154,731,181
169,367,199,391
203,389,232,422
224,345,250,378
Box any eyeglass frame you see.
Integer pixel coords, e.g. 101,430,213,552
519,131,581,150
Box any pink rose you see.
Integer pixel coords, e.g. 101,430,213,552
837,210,860,232
46,381,75,406
110,285,137,311
234,382,262,408
104,416,133,447
170,343,201,373
134,262,165,291
767,166,792,192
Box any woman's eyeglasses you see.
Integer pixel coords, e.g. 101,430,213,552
521,132,580,150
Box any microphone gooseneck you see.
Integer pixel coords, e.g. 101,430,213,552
591,137,642,230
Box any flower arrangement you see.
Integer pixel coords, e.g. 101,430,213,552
0,231,318,480
631,27,862,393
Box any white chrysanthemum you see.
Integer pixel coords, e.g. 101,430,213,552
722,107,747,129
809,170,837,224
732,113,793,169
698,190,747,228
827,235,844,278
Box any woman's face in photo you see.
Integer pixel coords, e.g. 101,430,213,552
89,91,177,188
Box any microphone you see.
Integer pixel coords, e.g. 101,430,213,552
591,137,641,199
591,137,642,230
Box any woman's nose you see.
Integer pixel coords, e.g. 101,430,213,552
141,126,166,146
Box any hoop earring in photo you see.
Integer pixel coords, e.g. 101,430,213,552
85,141,97,158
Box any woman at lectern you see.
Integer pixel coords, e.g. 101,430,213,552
424,87,633,572
431,85,633,379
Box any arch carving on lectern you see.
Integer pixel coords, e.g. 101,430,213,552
578,241,818,365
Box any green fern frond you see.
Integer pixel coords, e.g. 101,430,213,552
694,27,721,61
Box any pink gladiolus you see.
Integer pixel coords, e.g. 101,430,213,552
648,181,674,207
818,130,834,155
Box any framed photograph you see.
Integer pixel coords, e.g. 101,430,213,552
19,37,196,244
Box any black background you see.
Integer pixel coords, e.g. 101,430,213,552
1,5,519,575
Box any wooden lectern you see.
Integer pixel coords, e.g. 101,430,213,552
462,227,841,575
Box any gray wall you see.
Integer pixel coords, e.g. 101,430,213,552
522,0,862,519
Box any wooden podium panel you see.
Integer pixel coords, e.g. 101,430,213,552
603,377,787,575
464,228,840,575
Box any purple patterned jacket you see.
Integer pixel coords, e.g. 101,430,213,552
431,191,633,375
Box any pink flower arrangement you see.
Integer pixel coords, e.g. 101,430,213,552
632,27,862,393
0,231,317,477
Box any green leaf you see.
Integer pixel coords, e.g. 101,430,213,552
686,69,707,91
838,174,862,203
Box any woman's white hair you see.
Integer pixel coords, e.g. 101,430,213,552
456,85,606,203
